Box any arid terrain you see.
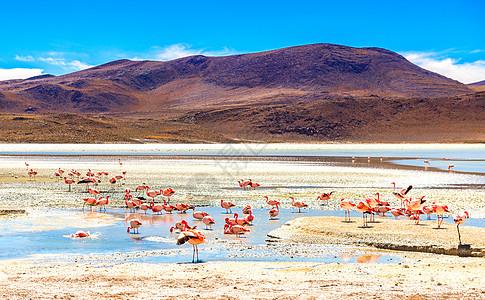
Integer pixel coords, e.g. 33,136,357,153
1,43,483,143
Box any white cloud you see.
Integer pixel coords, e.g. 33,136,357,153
132,44,237,61
0,68,44,81
38,57,92,71
14,55,35,62
402,51,485,84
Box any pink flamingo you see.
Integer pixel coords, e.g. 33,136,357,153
192,207,208,220
145,186,161,202
83,197,97,211
247,179,260,189
150,201,164,214
125,195,138,212
269,203,279,219
453,211,469,245
64,177,76,192
95,196,109,212
392,182,413,207
365,193,381,222
290,197,308,213
340,199,356,222
390,208,404,219
162,188,175,203
317,191,334,205
245,210,255,224
234,213,249,226
221,199,236,213
139,202,150,214
265,196,280,207
176,227,206,263
202,215,215,230
356,201,373,227
87,187,101,199
373,205,391,216
404,196,426,224
242,204,252,215
163,200,176,213
175,203,191,213
422,205,433,220
229,222,250,237
170,221,185,233
70,230,90,238
432,202,450,228
127,219,142,234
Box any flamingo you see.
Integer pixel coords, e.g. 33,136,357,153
229,222,250,237
54,172,62,180
390,208,404,219
269,203,279,219
139,202,150,214
290,197,308,213
163,200,176,213
170,221,185,233
317,191,334,205
87,187,101,199
392,182,413,207
265,196,280,207
70,230,90,238
432,202,450,228
83,197,97,211
150,201,164,214
127,219,142,234
146,186,161,202
242,204,252,215
373,205,391,216
162,188,175,203
340,198,356,222
365,193,381,222
175,203,191,213
125,195,138,212
202,215,215,230
247,179,260,189
64,177,76,192
410,210,425,224
234,213,249,226
192,207,208,220
422,205,433,220
453,211,469,245
245,210,255,224
95,196,109,212
221,199,236,213
176,227,206,263
404,196,426,224
356,201,373,227
224,223,234,234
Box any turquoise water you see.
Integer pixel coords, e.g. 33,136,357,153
0,143,484,263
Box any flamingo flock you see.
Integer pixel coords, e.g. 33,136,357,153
19,161,472,264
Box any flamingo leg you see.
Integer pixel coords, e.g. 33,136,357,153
196,245,199,263
457,225,462,245
192,245,195,263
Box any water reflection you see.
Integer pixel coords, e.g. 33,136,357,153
356,253,380,263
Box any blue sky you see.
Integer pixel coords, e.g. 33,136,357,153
1,0,484,83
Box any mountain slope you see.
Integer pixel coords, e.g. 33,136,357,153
0,43,471,113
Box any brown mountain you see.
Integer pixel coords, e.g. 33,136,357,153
0,43,471,113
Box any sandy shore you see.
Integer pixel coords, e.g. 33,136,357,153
0,254,484,299
268,216,485,257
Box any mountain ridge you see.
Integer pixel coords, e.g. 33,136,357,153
0,43,471,113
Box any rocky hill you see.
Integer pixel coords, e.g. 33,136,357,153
0,43,471,113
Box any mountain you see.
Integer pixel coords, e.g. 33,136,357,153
0,43,472,113
469,80,485,85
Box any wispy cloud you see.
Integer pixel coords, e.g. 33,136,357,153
402,51,485,84
14,55,35,62
13,53,92,72
132,43,237,61
37,57,92,71
0,68,44,81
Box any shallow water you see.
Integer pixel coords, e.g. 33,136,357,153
0,144,484,263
